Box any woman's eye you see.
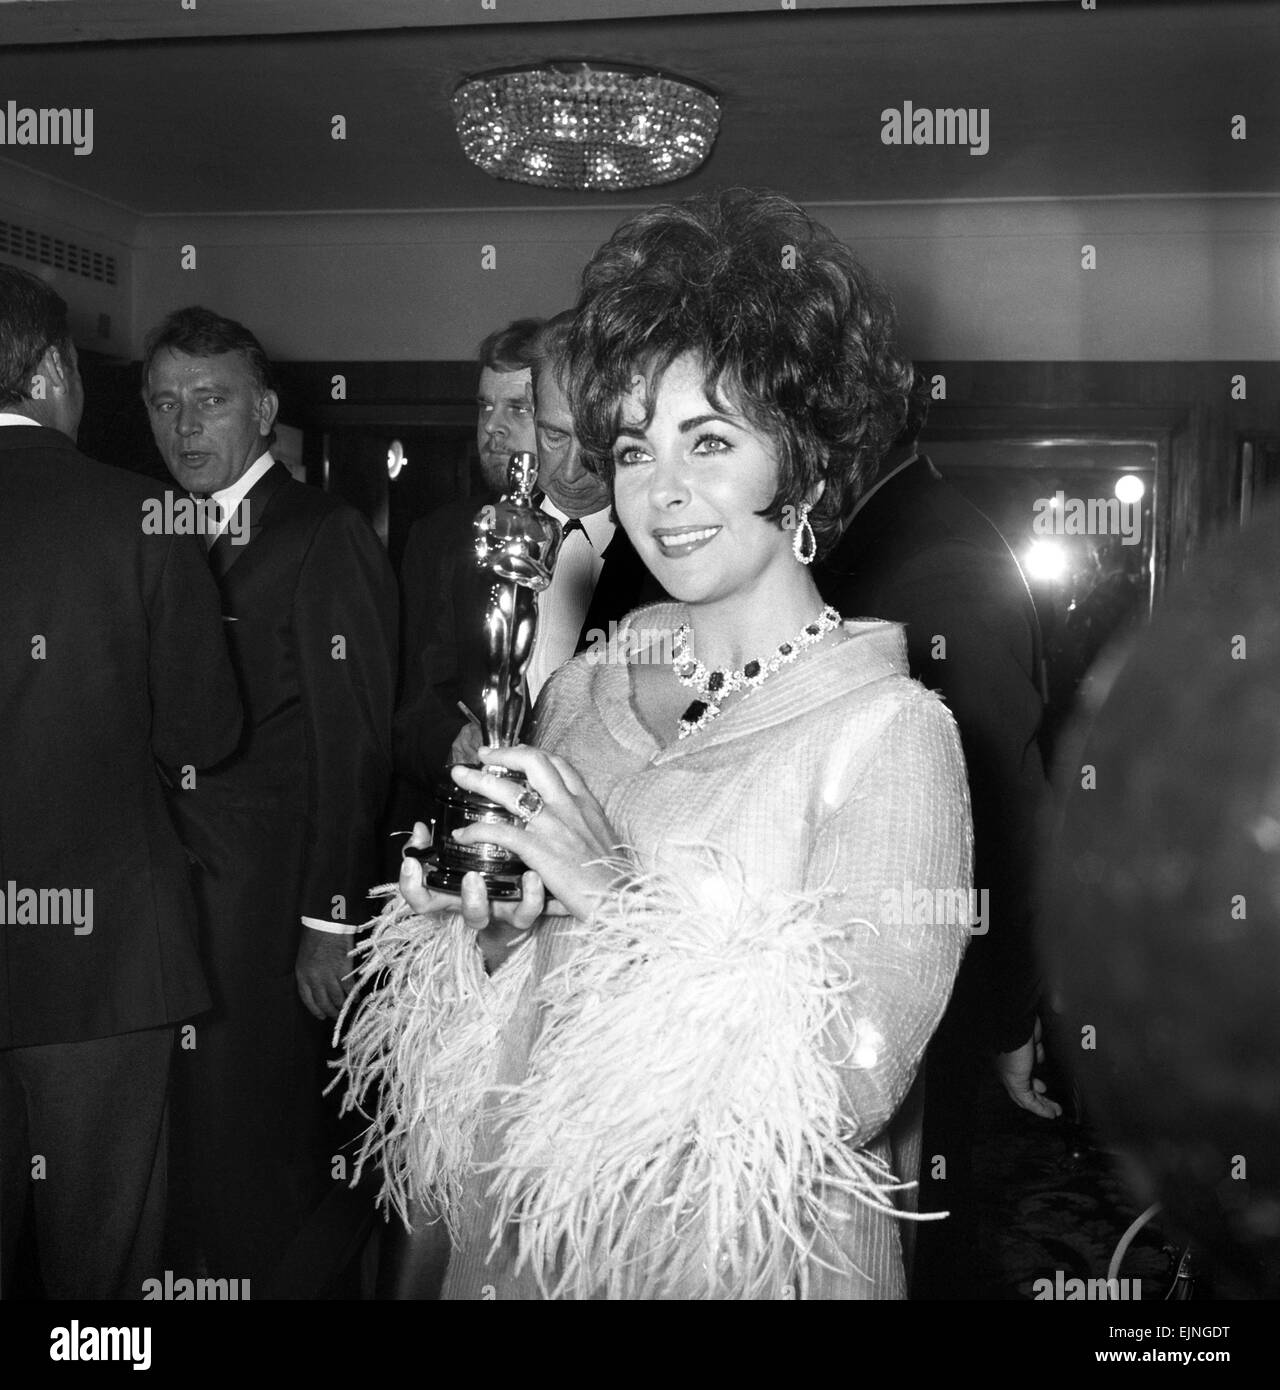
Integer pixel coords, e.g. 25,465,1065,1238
692,433,730,454
613,445,650,467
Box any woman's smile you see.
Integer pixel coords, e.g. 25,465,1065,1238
653,524,722,558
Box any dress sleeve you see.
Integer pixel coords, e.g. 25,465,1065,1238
482,685,973,1300
807,689,973,1146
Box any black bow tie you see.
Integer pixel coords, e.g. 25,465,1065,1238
562,517,584,536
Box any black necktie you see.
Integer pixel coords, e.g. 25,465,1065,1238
186,491,219,551
563,518,584,536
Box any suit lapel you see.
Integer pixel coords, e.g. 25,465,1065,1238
209,461,291,579
826,455,935,582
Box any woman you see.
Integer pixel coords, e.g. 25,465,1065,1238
338,189,972,1299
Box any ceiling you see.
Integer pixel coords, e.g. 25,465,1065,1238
0,0,1276,215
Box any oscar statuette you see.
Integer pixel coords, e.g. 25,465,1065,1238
407,452,561,900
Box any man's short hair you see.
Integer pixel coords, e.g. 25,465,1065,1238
477,317,544,376
141,305,277,396
531,310,576,396
0,264,74,408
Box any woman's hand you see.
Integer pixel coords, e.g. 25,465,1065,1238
399,820,546,972
449,745,622,922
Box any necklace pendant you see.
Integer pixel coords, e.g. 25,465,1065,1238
671,604,843,738
678,697,721,738
681,697,709,725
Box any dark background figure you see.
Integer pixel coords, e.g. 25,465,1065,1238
141,307,398,1295
0,266,242,1298
390,314,658,852
818,376,1055,1299
1041,504,1280,1300
520,310,661,708
391,317,544,817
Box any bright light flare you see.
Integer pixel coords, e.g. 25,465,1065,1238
1024,539,1070,582
1115,474,1145,505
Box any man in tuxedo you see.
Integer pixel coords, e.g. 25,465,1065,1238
817,381,1055,1299
0,266,242,1298
141,306,398,1292
393,312,657,808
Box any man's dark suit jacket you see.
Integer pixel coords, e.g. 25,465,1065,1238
394,495,659,796
163,460,398,1286
171,462,399,927
818,453,1047,1052
0,425,242,1049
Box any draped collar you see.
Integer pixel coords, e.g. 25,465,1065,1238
585,601,908,763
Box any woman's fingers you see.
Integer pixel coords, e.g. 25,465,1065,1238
450,813,525,857
541,751,589,798
539,752,615,842
451,762,530,821
458,871,493,930
512,871,545,929
399,833,477,917
463,747,607,848
476,744,572,805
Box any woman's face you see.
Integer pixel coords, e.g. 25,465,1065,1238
611,352,794,607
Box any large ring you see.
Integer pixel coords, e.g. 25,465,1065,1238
515,789,545,823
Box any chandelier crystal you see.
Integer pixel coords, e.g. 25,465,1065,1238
452,62,721,192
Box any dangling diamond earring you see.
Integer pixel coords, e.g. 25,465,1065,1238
792,502,817,565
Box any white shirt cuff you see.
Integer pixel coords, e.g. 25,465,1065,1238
300,915,360,936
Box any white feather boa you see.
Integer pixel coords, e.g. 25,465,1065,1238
483,847,920,1301
329,884,534,1236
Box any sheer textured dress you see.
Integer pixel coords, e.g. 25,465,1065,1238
337,604,972,1299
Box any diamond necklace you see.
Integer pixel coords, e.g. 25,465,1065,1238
671,604,843,739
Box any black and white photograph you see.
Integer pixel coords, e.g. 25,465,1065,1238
0,0,1277,1366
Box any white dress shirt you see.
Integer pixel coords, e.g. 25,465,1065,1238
206,450,275,540
525,498,614,703
0,412,41,427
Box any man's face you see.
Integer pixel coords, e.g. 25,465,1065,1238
476,366,536,492
534,364,609,519
145,347,277,495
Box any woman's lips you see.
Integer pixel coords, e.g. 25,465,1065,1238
653,525,721,559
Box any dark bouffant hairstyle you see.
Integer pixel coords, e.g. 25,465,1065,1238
478,316,545,375
565,189,915,553
142,304,277,396
0,264,73,408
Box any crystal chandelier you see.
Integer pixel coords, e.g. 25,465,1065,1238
452,61,721,192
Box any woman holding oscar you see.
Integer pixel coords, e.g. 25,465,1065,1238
337,189,972,1300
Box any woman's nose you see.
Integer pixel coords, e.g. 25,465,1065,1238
647,454,690,509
